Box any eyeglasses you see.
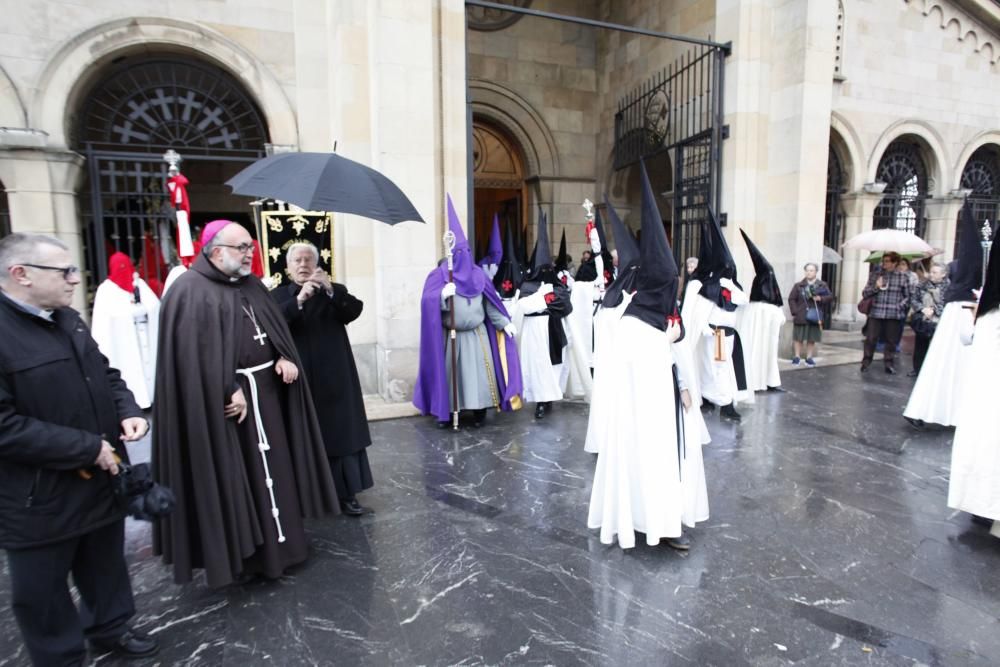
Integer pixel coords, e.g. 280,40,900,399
21,264,81,280
215,243,256,254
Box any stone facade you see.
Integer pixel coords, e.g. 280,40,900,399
1,0,998,400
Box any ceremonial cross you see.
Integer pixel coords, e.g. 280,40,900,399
252,325,268,346
582,198,594,221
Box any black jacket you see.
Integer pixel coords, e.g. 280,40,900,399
0,293,141,549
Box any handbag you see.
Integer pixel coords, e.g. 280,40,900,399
857,295,875,315
802,288,821,323
112,462,176,522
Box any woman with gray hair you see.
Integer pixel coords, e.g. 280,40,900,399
907,262,949,376
787,262,833,366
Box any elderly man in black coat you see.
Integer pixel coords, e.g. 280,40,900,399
0,233,157,665
275,242,374,515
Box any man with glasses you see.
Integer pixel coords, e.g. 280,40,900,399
152,220,339,588
0,233,157,663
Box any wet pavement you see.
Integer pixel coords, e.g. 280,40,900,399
0,364,997,665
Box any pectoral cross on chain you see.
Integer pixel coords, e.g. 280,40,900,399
242,304,269,346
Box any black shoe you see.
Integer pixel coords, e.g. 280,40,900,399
700,401,716,413
860,362,871,373
903,416,925,431
472,409,487,427
885,366,896,375
534,403,546,419
766,386,785,393
340,498,366,516
665,534,691,551
971,514,993,527
91,628,159,659
907,370,919,377
719,403,742,423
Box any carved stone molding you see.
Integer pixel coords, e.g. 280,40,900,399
904,0,1000,64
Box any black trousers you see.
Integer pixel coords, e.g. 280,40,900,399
863,317,903,367
913,331,932,372
6,519,134,667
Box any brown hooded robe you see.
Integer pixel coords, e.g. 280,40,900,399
152,254,338,587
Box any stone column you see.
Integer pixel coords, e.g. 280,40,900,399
923,196,964,263
0,132,86,312
833,191,879,323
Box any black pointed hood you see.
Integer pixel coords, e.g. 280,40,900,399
602,197,641,308
493,223,523,298
593,208,614,285
555,229,569,273
945,202,984,303
624,160,679,330
606,195,639,269
525,207,555,284
695,206,740,309
976,233,1000,320
740,228,783,307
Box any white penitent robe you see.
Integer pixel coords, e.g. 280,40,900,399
511,291,564,404
681,281,753,407
904,301,976,426
735,301,786,391
91,278,160,409
562,279,598,402
948,308,1000,534
162,265,187,296
587,315,710,548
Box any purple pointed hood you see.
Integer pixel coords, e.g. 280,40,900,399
440,195,487,297
478,213,503,268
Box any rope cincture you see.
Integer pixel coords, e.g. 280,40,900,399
236,359,286,544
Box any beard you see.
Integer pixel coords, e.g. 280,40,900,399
221,254,251,277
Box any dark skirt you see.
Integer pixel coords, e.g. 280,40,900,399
793,322,822,343
329,450,374,500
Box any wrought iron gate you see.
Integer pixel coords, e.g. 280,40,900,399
613,43,728,264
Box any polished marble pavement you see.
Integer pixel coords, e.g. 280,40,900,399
0,364,997,666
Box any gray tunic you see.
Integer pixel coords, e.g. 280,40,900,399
441,293,510,410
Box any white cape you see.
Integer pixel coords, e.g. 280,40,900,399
562,279,598,402
948,308,1000,528
161,264,187,296
735,301,786,391
681,281,753,406
91,278,160,409
511,292,564,404
903,301,976,426
587,315,710,548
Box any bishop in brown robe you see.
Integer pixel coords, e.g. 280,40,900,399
152,220,339,588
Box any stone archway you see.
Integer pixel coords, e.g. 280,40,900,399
472,119,529,263
31,17,297,150
72,52,271,293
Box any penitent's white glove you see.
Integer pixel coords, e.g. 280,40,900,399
539,283,554,296
503,322,517,337
441,282,457,299
666,320,682,343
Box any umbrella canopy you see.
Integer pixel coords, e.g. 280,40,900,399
842,228,933,254
226,152,424,224
822,245,842,264
863,249,941,263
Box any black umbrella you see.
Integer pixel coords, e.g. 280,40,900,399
226,152,424,224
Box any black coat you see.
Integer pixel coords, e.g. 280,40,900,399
0,293,142,549
274,283,371,457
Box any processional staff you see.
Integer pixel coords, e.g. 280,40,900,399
981,220,993,287
443,230,459,431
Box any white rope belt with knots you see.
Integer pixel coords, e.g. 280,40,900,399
236,359,286,543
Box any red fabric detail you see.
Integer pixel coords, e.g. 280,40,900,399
166,174,190,214
585,221,596,240
603,269,612,285
502,279,513,292
722,288,732,301
108,252,136,294
544,292,556,305
560,274,568,285
251,239,264,278
138,233,165,297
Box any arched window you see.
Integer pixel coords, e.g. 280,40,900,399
873,139,929,238
73,55,269,293
960,145,1000,228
